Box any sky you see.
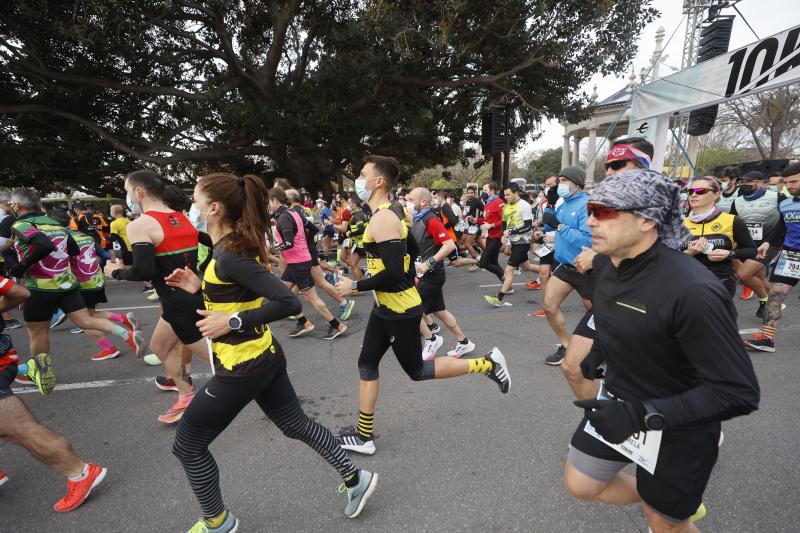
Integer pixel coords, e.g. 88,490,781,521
524,0,797,155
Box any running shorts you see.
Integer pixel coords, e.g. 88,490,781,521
161,292,205,345
281,261,315,291
417,276,446,314
23,288,85,323
572,310,596,340
539,250,554,266
507,243,531,268
80,288,108,309
553,264,595,301
753,242,780,269
568,414,720,523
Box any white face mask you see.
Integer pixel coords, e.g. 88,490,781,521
189,203,211,232
355,178,372,202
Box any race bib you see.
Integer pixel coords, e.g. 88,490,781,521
467,226,479,235
583,383,662,475
747,223,763,241
775,250,800,279
534,243,553,258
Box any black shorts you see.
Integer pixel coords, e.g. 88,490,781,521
553,264,595,301
417,275,446,314
507,242,531,267
80,288,108,309
0,364,16,402
357,311,427,381
23,288,85,322
572,310,596,340
768,251,800,287
281,261,315,291
753,243,780,269
539,250,554,266
569,416,720,522
161,292,205,345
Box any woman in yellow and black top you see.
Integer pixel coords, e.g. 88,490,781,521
165,173,377,533
683,176,757,297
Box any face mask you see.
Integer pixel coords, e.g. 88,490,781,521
188,203,208,232
720,180,730,189
769,185,778,192
480,191,488,201
407,203,417,217
738,184,754,196
431,199,440,208
355,178,372,202
535,197,542,205
556,183,572,199
126,193,141,214
680,192,689,202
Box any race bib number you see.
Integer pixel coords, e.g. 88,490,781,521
467,226,479,235
534,243,553,258
775,250,800,280
583,383,662,475
746,223,763,241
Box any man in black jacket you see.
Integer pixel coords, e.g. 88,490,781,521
564,169,760,532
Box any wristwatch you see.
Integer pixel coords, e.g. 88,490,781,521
351,281,359,294
227,312,243,332
426,257,436,270
643,401,665,431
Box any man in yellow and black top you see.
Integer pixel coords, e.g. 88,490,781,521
334,155,511,456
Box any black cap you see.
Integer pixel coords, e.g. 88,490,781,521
741,170,767,181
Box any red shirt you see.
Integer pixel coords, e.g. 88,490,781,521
426,216,450,245
0,275,19,373
479,197,505,239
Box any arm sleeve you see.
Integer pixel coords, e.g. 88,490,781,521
649,283,760,428
18,231,56,267
215,252,302,329
116,242,156,281
509,218,533,236
275,213,298,250
731,216,757,260
441,203,456,229
356,240,407,292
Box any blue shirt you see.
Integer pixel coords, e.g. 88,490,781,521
780,195,800,250
554,191,591,267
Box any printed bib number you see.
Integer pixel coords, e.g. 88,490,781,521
534,243,553,258
746,223,763,241
775,250,800,280
467,226,479,235
583,383,662,474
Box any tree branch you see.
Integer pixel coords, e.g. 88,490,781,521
391,55,553,88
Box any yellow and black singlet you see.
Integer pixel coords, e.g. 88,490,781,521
201,246,300,377
683,212,757,281
360,202,422,319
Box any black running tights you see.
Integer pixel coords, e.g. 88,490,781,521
173,355,357,519
478,237,504,282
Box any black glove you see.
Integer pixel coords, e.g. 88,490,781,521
542,212,560,229
574,398,646,444
579,349,605,380
8,262,27,278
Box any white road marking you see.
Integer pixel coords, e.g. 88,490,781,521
738,328,760,335
478,282,527,288
97,305,161,311
12,373,214,395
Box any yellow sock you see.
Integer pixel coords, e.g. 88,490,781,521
467,357,493,374
357,411,374,440
759,297,768,302
205,510,228,528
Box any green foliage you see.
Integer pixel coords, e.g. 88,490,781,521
695,144,748,177
527,148,564,182
0,0,658,194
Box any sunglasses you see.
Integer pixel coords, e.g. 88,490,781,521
586,203,661,220
604,160,630,171
687,188,713,196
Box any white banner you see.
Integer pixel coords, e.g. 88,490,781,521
631,25,800,121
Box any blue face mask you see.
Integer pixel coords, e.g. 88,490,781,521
556,183,572,199
355,179,372,202
126,193,141,214
188,203,208,232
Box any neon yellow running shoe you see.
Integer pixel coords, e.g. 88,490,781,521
186,511,239,532
26,353,56,396
690,502,707,522
484,294,502,307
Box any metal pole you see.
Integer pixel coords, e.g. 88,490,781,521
502,106,510,188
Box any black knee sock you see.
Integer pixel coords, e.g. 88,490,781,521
329,318,340,328
296,316,307,327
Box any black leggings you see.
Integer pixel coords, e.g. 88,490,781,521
173,353,356,519
357,311,434,381
478,238,504,282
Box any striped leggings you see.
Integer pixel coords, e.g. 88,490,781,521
173,356,356,519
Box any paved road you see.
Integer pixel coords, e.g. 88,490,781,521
2,266,798,532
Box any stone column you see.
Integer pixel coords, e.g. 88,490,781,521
562,131,571,169
572,137,581,166
586,127,597,185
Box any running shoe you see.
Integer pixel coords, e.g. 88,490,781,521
743,334,775,353
756,301,766,319
691,502,707,522
0,470,7,488
532,309,546,318
187,512,239,532
25,353,56,396
155,375,192,391
158,395,194,424
339,299,355,321
126,330,148,358
446,339,475,358
143,353,162,366
341,470,379,518
289,321,314,338
53,463,107,512
323,323,348,340
70,327,84,334
50,309,66,329
337,431,376,455
14,375,34,386
89,347,121,362
484,295,502,307
146,291,160,302
486,347,511,394
421,334,444,361
467,265,480,272
3,318,21,330
525,281,541,290
740,286,754,300
506,288,515,294
121,312,141,332
429,322,441,335
544,345,566,365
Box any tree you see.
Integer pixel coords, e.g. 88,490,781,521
0,1,658,194
694,144,748,177
526,148,564,182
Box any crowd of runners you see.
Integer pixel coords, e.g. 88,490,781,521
2,136,798,532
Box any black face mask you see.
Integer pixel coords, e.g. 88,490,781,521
546,187,559,204
738,184,755,196
480,191,489,201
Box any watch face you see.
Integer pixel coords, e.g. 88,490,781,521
646,414,665,431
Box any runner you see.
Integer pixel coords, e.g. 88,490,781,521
716,166,741,214
462,185,484,270
0,273,108,512
476,182,505,282
682,177,757,297
527,174,561,298
484,182,538,306
565,168,759,533
108,204,133,265
407,187,476,360
165,173,377,532
269,187,348,340
729,171,786,316
103,170,209,424
345,195,370,282
745,162,800,353
334,155,510,455
0,192,22,329
7,189,146,371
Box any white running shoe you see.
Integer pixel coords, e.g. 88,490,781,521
142,353,162,366
486,347,511,393
447,339,476,358
421,334,444,361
